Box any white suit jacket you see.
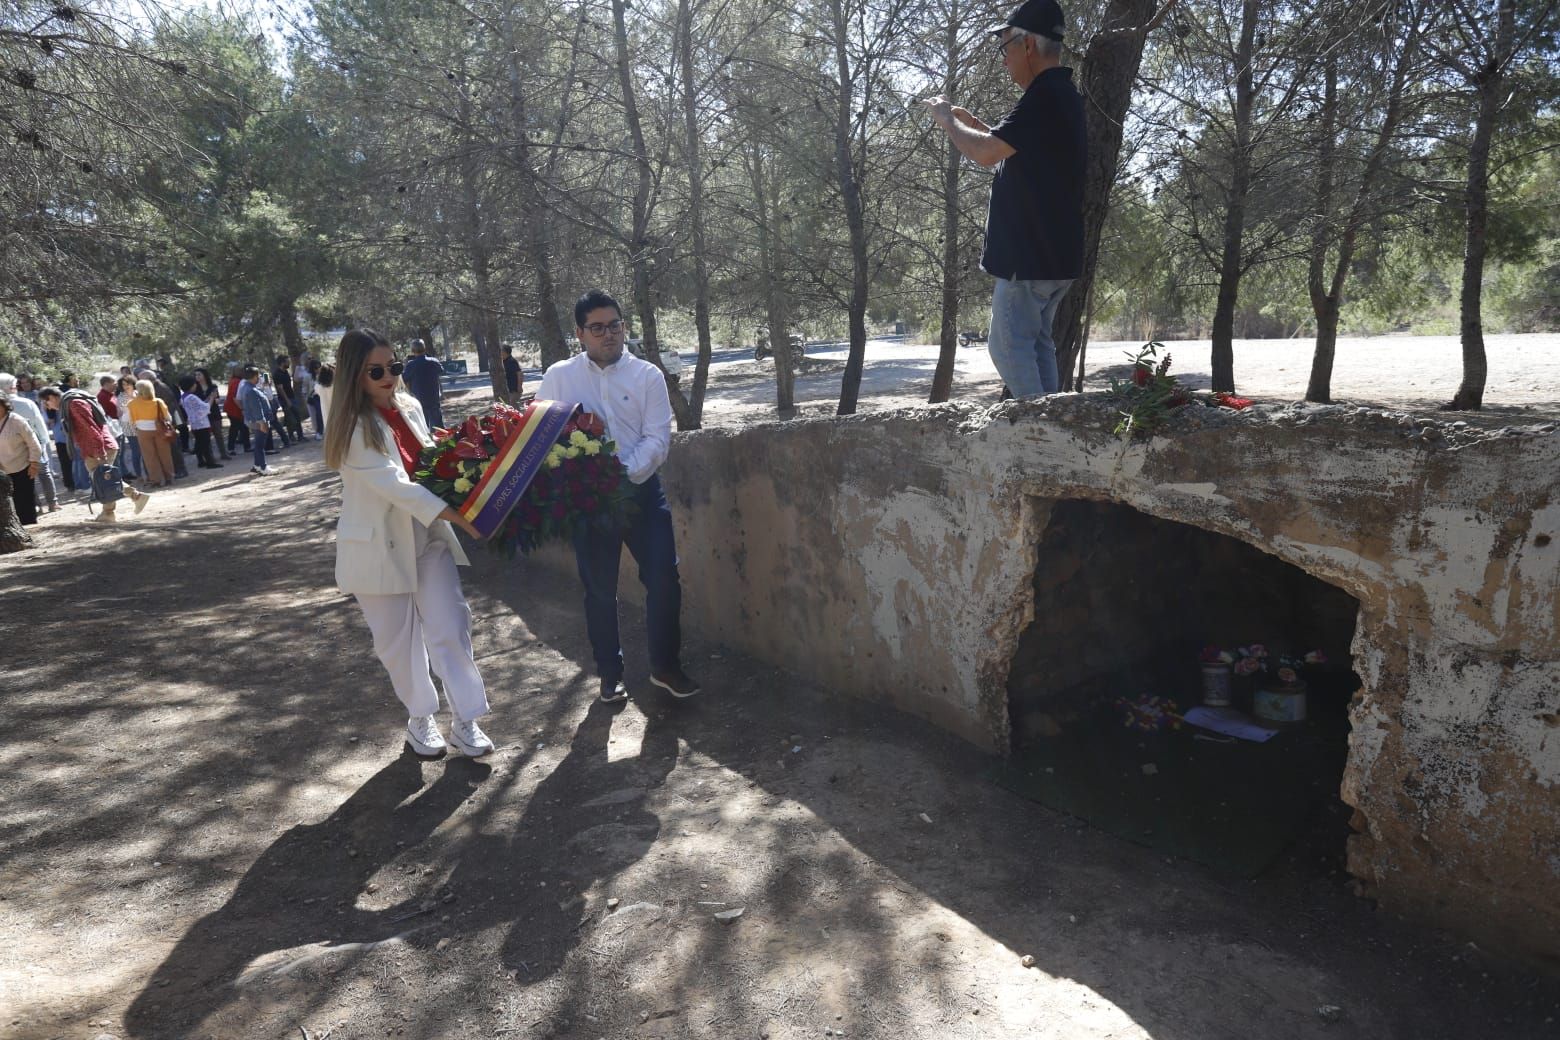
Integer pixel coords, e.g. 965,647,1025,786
334,395,468,596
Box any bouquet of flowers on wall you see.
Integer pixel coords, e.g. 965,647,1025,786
416,401,635,558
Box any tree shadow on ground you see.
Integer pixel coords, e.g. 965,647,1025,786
7,489,1560,1039
122,750,491,1036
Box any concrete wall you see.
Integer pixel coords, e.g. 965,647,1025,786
544,397,1560,960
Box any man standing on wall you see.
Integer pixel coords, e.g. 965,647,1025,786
402,339,445,429
922,0,1085,397
537,289,701,704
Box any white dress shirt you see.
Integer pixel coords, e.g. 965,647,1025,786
536,351,673,484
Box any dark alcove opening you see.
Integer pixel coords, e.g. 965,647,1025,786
996,499,1364,878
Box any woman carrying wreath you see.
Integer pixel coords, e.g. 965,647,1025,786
323,328,495,759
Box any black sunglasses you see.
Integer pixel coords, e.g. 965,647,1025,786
366,361,404,380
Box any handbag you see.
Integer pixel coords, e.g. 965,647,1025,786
156,404,177,443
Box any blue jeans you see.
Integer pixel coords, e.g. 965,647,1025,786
250,424,268,469
570,473,683,681
987,277,1073,397
120,431,144,479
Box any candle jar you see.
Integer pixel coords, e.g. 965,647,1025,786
1200,662,1233,707
1253,680,1308,726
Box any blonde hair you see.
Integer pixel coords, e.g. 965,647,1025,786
134,379,155,400
323,328,404,470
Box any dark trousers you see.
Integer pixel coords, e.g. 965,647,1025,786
55,444,75,490
8,466,37,525
280,396,304,440
227,418,250,453
193,428,220,467
570,473,682,681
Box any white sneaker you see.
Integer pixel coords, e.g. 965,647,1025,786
405,715,447,757
449,716,494,757
250,465,270,476
132,493,149,515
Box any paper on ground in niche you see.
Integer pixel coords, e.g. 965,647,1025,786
1184,706,1279,743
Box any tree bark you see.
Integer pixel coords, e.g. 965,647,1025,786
0,472,31,554
1305,55,1339,403
1053,0,1162,390
1208,0,1259,394
930,6,963,405
611,0,695,429
748,146,795,414
279,300,306,359
455,50,508,400
500,13,571,373
677,0,712,427
1306,15,1419,403
828,0,870,416
1445,2,1513,412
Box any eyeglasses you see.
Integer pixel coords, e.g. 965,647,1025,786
997,33,1022,55
366,361,404,381
583,319,625,336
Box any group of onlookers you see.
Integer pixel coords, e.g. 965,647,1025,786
0,353,334,530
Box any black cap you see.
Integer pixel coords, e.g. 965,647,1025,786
991,0,1065,42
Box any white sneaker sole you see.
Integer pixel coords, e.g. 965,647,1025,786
405,728,448,759
649,675,701,699
448,732,494,757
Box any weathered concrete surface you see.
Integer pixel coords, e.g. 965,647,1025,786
617,396,1559,962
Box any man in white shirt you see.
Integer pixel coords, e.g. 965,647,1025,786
537,289,701,703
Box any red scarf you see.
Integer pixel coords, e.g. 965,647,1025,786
377,406,422,477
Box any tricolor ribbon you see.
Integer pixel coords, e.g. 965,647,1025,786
457,399,577,538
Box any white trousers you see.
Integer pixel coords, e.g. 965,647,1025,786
355,536,490,721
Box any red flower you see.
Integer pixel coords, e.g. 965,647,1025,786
577,411,606,437
454,438,489,460
433,453,461,479
550,502,568,520
1132,365,1152,387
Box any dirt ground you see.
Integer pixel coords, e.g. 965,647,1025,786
4,350,1560,1040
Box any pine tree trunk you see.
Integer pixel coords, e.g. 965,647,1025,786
1053,0,1160,389
1209,0,1259,394
280,300,306,360
678,0,712,427
0,472,32,554
501,16,571,372
828,0,869,416
1305,56,1339,403
1446,70,1502,410
750,148,794,414
612,0,694,429
930,8,963,405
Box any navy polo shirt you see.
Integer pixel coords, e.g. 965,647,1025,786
981,67,1087,282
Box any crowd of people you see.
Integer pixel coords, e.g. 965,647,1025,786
0,353,335,531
